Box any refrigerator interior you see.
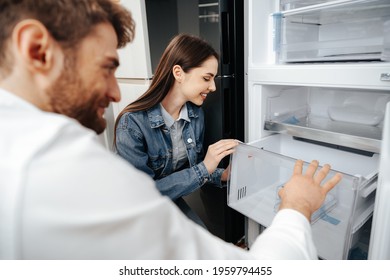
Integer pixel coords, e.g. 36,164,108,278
263,86,390,153
274,0,390,63
243,0,390,260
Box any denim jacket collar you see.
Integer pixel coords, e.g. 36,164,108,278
146,102,199,129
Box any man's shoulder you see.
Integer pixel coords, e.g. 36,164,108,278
27,112,159,193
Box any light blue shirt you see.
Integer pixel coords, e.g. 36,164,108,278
160,103,190,171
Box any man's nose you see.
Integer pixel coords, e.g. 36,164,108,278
108,78,121,102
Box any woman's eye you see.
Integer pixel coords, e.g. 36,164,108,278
203,77,210,82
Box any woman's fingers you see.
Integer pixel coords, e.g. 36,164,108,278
204,139,239,174
209,139,238,156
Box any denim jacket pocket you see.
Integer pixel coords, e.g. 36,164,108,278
148,152,171,178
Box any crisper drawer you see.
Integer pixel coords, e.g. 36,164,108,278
227,134,379,260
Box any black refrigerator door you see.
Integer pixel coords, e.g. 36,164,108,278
200,0,244,145
199,0,245,243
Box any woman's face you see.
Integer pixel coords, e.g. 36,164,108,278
179,56,218,106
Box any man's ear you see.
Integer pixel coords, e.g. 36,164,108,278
12,19,55,72
172,65,183,82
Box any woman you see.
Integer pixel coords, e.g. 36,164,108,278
114,34,238,227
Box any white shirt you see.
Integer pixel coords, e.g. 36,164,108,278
0,88,317,259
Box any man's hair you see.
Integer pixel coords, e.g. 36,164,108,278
0,0,135,76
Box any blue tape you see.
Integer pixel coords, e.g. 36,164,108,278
321,213,341,225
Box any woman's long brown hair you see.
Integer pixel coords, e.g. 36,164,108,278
113,33,219,148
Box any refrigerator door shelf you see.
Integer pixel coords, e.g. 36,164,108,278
227,134,379,259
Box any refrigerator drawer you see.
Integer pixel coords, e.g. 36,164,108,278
227,134,379,259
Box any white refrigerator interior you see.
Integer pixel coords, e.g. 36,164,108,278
228,0,390,260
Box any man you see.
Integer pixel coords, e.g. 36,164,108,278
0,0,341,259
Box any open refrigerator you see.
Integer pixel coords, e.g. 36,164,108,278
227,0,390,260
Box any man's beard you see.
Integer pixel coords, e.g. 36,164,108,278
46,57,108,134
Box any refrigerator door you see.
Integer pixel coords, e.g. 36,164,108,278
369,102,390,259
202,0,245,147
196,0,245,243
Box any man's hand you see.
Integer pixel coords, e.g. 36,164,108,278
278,160,342,221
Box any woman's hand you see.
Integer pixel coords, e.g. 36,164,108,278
221,164,231,182
203,139,238,175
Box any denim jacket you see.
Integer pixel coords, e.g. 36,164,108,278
115,102,224,200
